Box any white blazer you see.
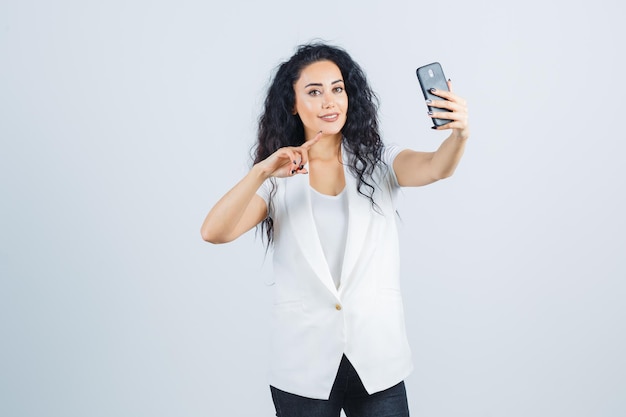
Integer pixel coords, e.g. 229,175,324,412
265,147,413,400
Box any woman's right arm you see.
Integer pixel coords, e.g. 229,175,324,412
200,164,270,244
201,133,321,244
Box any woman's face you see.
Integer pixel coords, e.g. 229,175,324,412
293,60,348,141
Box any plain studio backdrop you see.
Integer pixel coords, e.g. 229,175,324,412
1,0,625,416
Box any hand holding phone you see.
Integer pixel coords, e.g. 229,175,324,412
416,62,452,127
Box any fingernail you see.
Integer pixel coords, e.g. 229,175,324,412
431,126,438,130
428,111,433,115
293,160,297,165
430,88,436,93
448,78,451,82
299,165,304,170
425,99,432,104
291,169,296,174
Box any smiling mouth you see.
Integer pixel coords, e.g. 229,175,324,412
320,113,339,122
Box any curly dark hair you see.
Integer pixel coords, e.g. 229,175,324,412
253,42,385,244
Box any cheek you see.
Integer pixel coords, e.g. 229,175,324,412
341,94,348,110
300,100,317,117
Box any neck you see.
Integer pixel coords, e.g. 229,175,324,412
308,133,342,161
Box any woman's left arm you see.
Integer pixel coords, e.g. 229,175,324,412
393,80,470,187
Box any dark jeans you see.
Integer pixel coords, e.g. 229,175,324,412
270,355,409,417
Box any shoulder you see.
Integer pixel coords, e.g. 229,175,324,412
256,177,278,206
381,143,405,165
378,143,406,188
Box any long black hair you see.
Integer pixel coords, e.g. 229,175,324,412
254,42,385,244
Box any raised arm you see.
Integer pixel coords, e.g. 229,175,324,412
201,133,321,243
200,165,270,244
393,81,470,187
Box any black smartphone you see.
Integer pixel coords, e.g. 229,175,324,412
416,62,452,127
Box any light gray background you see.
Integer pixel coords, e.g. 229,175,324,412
1,0,624,416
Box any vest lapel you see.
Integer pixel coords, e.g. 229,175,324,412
339,150,373,288
284,171,339,299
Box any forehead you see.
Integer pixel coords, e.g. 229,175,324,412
295,60,343,85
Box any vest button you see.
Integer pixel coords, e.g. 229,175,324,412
335,304,342,311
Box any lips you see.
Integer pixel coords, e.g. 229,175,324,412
320,113,340,122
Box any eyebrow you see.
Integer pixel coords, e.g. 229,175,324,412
304,79,344,88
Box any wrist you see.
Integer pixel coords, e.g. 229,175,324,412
251,162,272,181
451,129,470,141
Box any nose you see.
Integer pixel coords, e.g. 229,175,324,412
322,92,335,109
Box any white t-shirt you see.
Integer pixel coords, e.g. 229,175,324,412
310,186,348,289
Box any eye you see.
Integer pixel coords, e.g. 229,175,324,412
333,86,344,93
307,89,321,96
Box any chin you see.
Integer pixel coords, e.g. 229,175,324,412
321,124,345,136
321,129,341,135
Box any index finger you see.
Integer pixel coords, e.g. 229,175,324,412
302,131,323,149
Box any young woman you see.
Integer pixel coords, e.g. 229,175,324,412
201,43,469,417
